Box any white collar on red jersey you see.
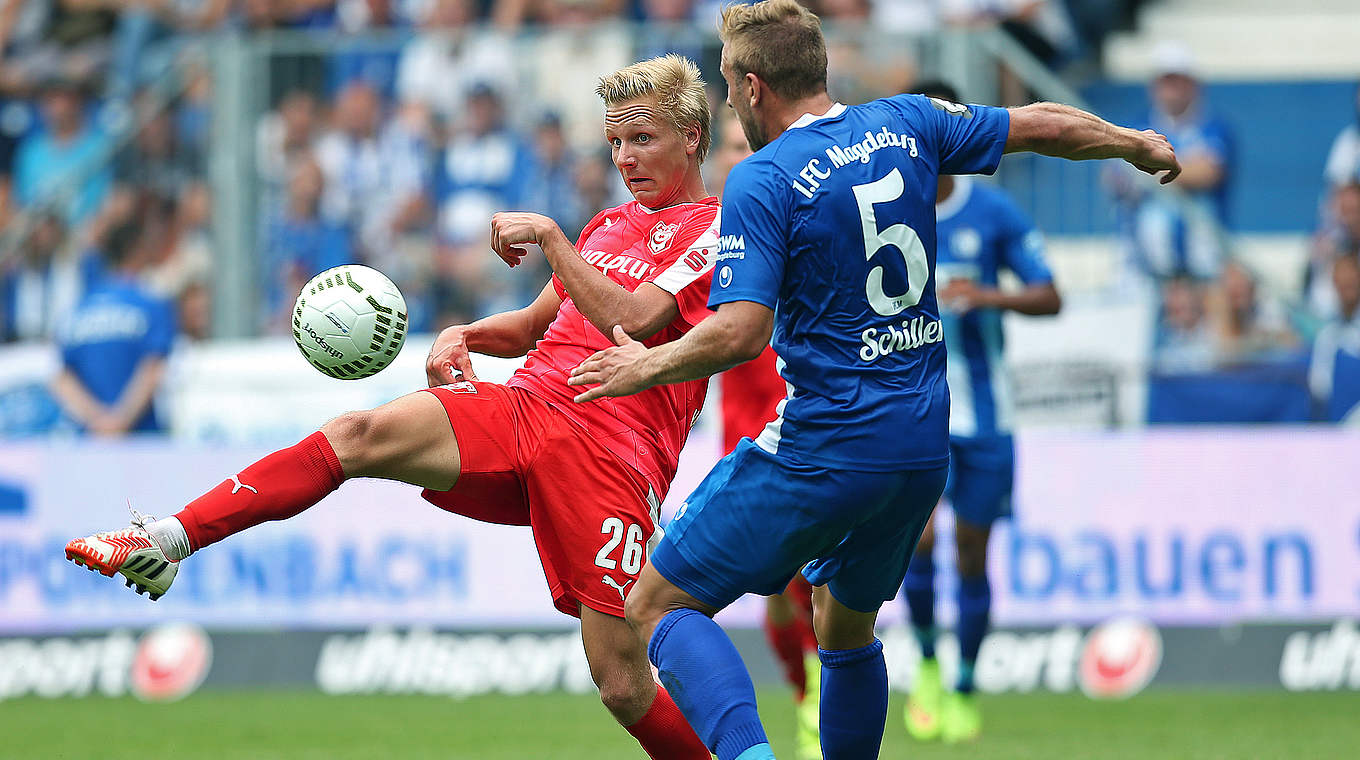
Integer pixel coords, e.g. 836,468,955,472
635,197,719,215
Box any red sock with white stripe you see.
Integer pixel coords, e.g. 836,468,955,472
172,432,345,554
625,683,711,759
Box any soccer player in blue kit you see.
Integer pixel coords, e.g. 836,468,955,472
569,2,1180,758
900,81,1063,745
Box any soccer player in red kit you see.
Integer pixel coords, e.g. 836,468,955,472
64,55,716,760
711,107,820,760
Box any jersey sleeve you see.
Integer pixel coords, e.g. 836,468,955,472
886,94,1010,176
707,161,787,311
645,204,721,328
995,195,1054,285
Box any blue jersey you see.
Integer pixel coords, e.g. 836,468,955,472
58,277,176,433
936,177,1053,438
712,96,1010,470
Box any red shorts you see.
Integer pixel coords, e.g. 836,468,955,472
420,382,659,619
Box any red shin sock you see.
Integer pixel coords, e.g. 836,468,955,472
764,614,811,700
625,683,710,759
175,431,345,552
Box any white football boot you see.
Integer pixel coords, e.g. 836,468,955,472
64,508,179,601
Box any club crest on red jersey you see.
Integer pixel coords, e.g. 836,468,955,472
648,221,680,254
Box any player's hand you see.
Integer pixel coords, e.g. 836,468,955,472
938,278,990,314
1128,129,1181,184
489,212,558,269
568,326,653,402
426,325,479,386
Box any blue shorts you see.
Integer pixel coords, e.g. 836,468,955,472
945,434,1014,527
650,439,948,614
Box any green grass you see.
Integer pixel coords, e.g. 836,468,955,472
3,688,1357,759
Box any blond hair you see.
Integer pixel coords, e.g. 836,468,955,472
719,0,827,100
596,54,712,162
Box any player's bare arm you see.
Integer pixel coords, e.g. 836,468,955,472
940,279,1061,315
489,211,682,340
569,300,773,402
425,281,563,386
1005,101,1182,183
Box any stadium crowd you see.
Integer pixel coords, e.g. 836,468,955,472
0,0,1355,434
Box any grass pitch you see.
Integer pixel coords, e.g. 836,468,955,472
3,688,1356,759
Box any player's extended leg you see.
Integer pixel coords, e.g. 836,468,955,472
65,391,460,596
578,605,710,759
811,584,888,760
943,517,992,743
626,565,773,760
903,510,944,741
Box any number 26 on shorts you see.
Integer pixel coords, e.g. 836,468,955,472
594,517,644,576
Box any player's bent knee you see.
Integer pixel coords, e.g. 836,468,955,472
321,411,376,470
323,408,408,477
596,673,655,720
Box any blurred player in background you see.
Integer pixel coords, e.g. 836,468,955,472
899,80,1063,746
64,55,718,760
570,2,1178,758
712,108,821,760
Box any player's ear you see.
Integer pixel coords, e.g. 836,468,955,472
682,122,701,156
745,72,762,107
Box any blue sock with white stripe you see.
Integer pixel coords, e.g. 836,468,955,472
648,608,769,760
819,639,888,759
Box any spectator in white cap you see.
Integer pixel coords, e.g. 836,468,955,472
1323,82,1360,189
1111,41,1234,281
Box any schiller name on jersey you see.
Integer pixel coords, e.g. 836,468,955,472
509,197,721,498
711,96,1010,471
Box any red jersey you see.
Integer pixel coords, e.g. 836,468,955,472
508,197,720,499
719,345,786,454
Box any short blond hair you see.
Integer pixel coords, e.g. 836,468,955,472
720,0,827,100
596,54,711,162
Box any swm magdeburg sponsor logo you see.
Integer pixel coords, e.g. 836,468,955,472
0,623,211,701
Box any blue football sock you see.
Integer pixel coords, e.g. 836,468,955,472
648,608,769,760
819,639,888,760
956,574,991,694
733,744,775,760
902,552,937,658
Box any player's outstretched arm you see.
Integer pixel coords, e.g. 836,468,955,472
490,211,681,340
941,279,1061,316
1005,102,1182,183
425,281,562,386
568,300,773,402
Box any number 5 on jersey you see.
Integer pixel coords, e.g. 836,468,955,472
853,167,929,316
595,517,644,576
